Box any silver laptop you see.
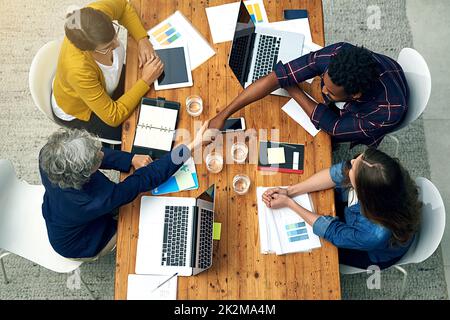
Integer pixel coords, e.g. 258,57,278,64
228,0,305,97
135,185,215,276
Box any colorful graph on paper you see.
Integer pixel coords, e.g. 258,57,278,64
246,3,265,23
285,222,309,242
151,22,181,46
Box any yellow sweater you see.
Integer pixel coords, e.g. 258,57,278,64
53,0,150,127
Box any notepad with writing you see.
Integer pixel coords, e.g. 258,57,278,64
258,141,305,174
132,97,180,159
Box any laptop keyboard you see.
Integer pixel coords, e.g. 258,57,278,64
161,206,189,267
198,208,214,269
252,35,281,82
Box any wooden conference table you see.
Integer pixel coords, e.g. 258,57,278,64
115,0,340,300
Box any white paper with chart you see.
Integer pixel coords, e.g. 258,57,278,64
133,103,178,152
257,187,322,255
148,11,215,70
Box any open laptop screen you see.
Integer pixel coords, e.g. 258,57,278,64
229,1,256,86
196,185,215,207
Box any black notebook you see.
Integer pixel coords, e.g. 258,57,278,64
132,97,180,159
258,141,305,174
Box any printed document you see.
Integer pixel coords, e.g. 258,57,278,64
257,187,322,254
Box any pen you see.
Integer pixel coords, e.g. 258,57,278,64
151,272,178,293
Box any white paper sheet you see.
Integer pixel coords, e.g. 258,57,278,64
268,18,313,43
205,0,269,44
206,2,240,44
257,187,322,255
282,98,321,137
127,274,177,300
148,11,215,70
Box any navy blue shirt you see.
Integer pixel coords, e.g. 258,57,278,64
39,145,190,258
274,42,409,147
312,162,414,263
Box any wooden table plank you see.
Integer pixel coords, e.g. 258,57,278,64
115,0,340,300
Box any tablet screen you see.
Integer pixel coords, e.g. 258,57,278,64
155,47,189,85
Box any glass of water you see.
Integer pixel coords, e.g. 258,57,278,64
232,174,251,195
186,95,203,117
206,152,224,173
231,141,248,164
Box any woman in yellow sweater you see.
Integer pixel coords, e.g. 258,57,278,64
52,0,163,141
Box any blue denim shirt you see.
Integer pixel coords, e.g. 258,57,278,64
312,162,413,263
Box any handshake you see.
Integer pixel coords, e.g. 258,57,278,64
183,112,237,151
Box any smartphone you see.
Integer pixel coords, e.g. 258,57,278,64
221,117,246,132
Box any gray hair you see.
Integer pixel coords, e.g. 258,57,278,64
39,128,103,190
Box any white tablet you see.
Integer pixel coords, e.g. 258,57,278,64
153,44,193,90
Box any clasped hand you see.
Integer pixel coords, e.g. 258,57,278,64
262,187,292,209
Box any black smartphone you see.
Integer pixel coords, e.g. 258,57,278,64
221,117,246,133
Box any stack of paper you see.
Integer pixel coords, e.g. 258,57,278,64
127,274,177,300
152,157,199,195
148,11,215,70
256,187,322,255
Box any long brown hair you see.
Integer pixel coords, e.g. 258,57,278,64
64,8,115,51
345,148,421,246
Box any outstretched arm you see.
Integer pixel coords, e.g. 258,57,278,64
209,72,280,130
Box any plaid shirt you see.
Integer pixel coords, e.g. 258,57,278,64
274,42,409,147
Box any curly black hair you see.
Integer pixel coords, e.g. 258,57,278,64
328,45,379,95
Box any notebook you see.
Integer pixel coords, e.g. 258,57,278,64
132,97,180,159
151,157,199,195
258,141,305,174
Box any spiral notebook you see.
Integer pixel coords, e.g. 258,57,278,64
132,97,180,159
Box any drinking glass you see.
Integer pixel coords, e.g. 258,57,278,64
231,141,248,164
186,95,203,117
232,174,251,195
205,152,224,173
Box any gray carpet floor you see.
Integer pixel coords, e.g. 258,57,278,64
0,0,447,299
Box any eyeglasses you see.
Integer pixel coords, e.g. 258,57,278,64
94,22,121,55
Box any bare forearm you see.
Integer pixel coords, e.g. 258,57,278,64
220,72,279,119
286,86,317,117
288,199,320,226
287,168,335,197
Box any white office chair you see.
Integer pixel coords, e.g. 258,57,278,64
29,40,122,146
0,159,98,299
384,48,432,156
339,177,446,299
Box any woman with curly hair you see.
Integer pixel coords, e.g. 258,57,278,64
39,123,207,260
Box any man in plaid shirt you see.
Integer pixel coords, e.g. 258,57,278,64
209,42,409,147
